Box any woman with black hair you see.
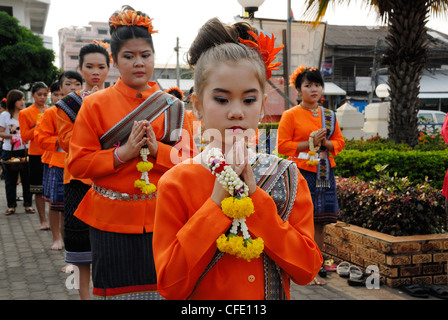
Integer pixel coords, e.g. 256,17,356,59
277,66,345,285
56,42,110,300
19,82,49,229
0,90,33,216
67,6,196,300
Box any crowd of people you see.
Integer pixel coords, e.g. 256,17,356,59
0,5,346,300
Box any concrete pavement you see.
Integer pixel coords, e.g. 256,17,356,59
0,177,445,301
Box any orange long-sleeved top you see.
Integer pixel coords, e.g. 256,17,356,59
68,79,197,234
34,106,65,168
277,106,345,172
56,94,92,186
153,159,323,300
34,110,52,165
19,104,47,155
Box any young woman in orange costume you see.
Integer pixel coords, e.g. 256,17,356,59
67,6,196,300
277,66,345,285
153,18,322,300
35,73,83,251
19,82,49,230
56,42,110,300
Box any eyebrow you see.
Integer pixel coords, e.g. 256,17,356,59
121,49,153,54
212,88,259,94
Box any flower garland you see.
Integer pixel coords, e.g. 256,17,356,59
239,31,284,81
134,145,156,194
109,9,158,34
289,65,317,87
208,148,264,262
307,131,320,166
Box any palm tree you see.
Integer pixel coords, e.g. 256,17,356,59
303,0,448,146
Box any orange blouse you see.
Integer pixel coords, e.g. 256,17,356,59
34,111,52,165
68,79,197,234
56,96,92,186
19,104,47,155
34,106,65,168
277,106,345,172
153,159,322,300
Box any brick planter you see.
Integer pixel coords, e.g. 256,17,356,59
323,222,448,288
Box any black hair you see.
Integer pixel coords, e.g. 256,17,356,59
31,81,48,95
58,70,83,87
109,6,155,62
294,68,324,90
6,89,24,117
79,43,111,68
50,81,61,93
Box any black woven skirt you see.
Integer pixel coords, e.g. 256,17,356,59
89,227,163,300
28,155,43,194
63,180,91,264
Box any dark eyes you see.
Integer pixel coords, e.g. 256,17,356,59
213,96,257,104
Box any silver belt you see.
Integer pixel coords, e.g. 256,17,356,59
92,183,156,201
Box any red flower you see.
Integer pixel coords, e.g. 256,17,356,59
239,31,283,80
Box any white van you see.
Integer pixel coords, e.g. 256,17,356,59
417,110,446,133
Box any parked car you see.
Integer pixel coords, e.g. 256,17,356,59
418,110,447,133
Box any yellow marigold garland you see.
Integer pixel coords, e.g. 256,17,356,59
208,148,264,262
306,131,320,166
134,145,156,194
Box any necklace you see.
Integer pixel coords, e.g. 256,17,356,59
300,104,319,117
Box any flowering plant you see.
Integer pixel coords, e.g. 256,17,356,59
134,145,156,194
239,31,284,81
289,65,317,87
208,148,264,261
109,10,158,34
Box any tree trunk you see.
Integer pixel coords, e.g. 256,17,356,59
385,0,429,147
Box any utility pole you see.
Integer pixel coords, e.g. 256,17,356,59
175,37,180,88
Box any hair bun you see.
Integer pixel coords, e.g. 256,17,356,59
187,18,258,68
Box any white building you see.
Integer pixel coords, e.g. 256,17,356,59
0,0,52,49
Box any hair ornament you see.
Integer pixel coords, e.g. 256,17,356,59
93,40,110,50
109,10,158,34
239,31,283,81
93,40,113,63
289,65,317,87
166,87,184,100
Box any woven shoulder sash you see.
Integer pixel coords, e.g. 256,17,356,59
99,90,185,150
56,92,83,123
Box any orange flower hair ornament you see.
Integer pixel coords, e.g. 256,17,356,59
166,87,184,100
93,40,110,50
289,65,317,87
93,40,113,63
109,10,158,34
239,31,284,81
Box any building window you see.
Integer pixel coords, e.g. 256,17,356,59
70,55,78,60
0,6,13,16
98,28,108,35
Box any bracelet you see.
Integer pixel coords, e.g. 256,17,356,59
114,147,126,164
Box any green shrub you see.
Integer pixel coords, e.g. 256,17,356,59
336,166,447,236
334,149,448,189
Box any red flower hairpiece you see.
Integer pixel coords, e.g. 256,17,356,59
109,10,158,34
289,65,317,87
239,31,284,81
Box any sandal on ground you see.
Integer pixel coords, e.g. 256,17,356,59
318,266,327,278
400,284,429,298
349,266,363,280
337,261,350,278
323,259,338,272
25,207,36,214
5,208,15,216
428,285,448,300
